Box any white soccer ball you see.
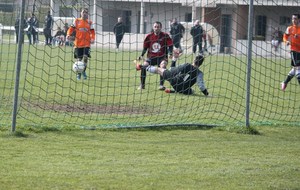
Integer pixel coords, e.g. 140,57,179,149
72,61,85,73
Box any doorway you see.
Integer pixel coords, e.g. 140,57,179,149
220,14,232,53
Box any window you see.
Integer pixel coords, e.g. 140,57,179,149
255,15,267,39
0,3,13,12
280,16,291,25
59,7,73,17
185,13,192,22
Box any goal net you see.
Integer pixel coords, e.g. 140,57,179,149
0,0,299,129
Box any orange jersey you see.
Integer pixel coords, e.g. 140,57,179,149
283,24,300,52
67,18,95,48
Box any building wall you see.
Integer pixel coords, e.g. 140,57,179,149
47,0,294,56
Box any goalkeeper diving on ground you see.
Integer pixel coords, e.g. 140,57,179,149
135,53,209,96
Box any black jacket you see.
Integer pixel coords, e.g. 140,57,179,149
170,22,185,38
113,22,126,36
190,25,204,41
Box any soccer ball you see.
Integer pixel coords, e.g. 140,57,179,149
72,61,85,73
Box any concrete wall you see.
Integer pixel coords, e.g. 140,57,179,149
236,40,290,57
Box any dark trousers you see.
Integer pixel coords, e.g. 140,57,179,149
192,40,203,54
172,36,182,49
44,28,52,45
116,35,124,48
15,30,24,43
27,31,38,44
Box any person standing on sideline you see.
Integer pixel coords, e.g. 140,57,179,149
271,27,283,52
43,11,54,45
53,27,65,46
136,55,209,96
113,17,126,51
27,13,39,45
14,17,27,44
67,8,95,80
281,13,300,91
190,20,206,55
136,21,173,90
170,18,185,50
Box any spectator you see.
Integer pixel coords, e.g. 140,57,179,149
271,27,283,52
43,11,54,45
53,27,65,46
136,55,209,96
170,18,185,50
63,24,72,46
113,17,126,51
27,13,39,45
281,13,300,91
136,21,173,90
14,17,27,44
67,8,95,80
190,20,206,55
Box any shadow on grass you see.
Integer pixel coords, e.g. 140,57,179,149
100,124,218,132
3,131,29,138
1,124,260,136
216,125,261,135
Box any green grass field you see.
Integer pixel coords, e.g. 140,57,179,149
0,41,299,189
0,125,300,189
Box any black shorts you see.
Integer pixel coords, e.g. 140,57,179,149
291,51,300,67
146,56,166,66
74,47,91,59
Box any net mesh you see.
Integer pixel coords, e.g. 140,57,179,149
0,0,299,128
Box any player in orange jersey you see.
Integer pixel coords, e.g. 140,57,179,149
67,8,95,80
281,13,300,91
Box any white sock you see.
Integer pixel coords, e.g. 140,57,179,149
146,66,157,73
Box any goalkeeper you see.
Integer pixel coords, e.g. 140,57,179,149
136,55,209,95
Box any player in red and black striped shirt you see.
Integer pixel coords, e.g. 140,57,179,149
137,21,173,90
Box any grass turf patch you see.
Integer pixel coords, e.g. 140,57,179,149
0,125,299,189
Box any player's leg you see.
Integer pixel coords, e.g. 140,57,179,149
138,59,150,89
157,57,167,90
139,68,146,90
282,68,295,91
295,67,300,85
294,52,300,85
282,52,297,90
134,58,149,89
74,48,84,80
82,47,91,80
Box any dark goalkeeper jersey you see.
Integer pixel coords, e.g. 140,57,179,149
163,63,199,94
